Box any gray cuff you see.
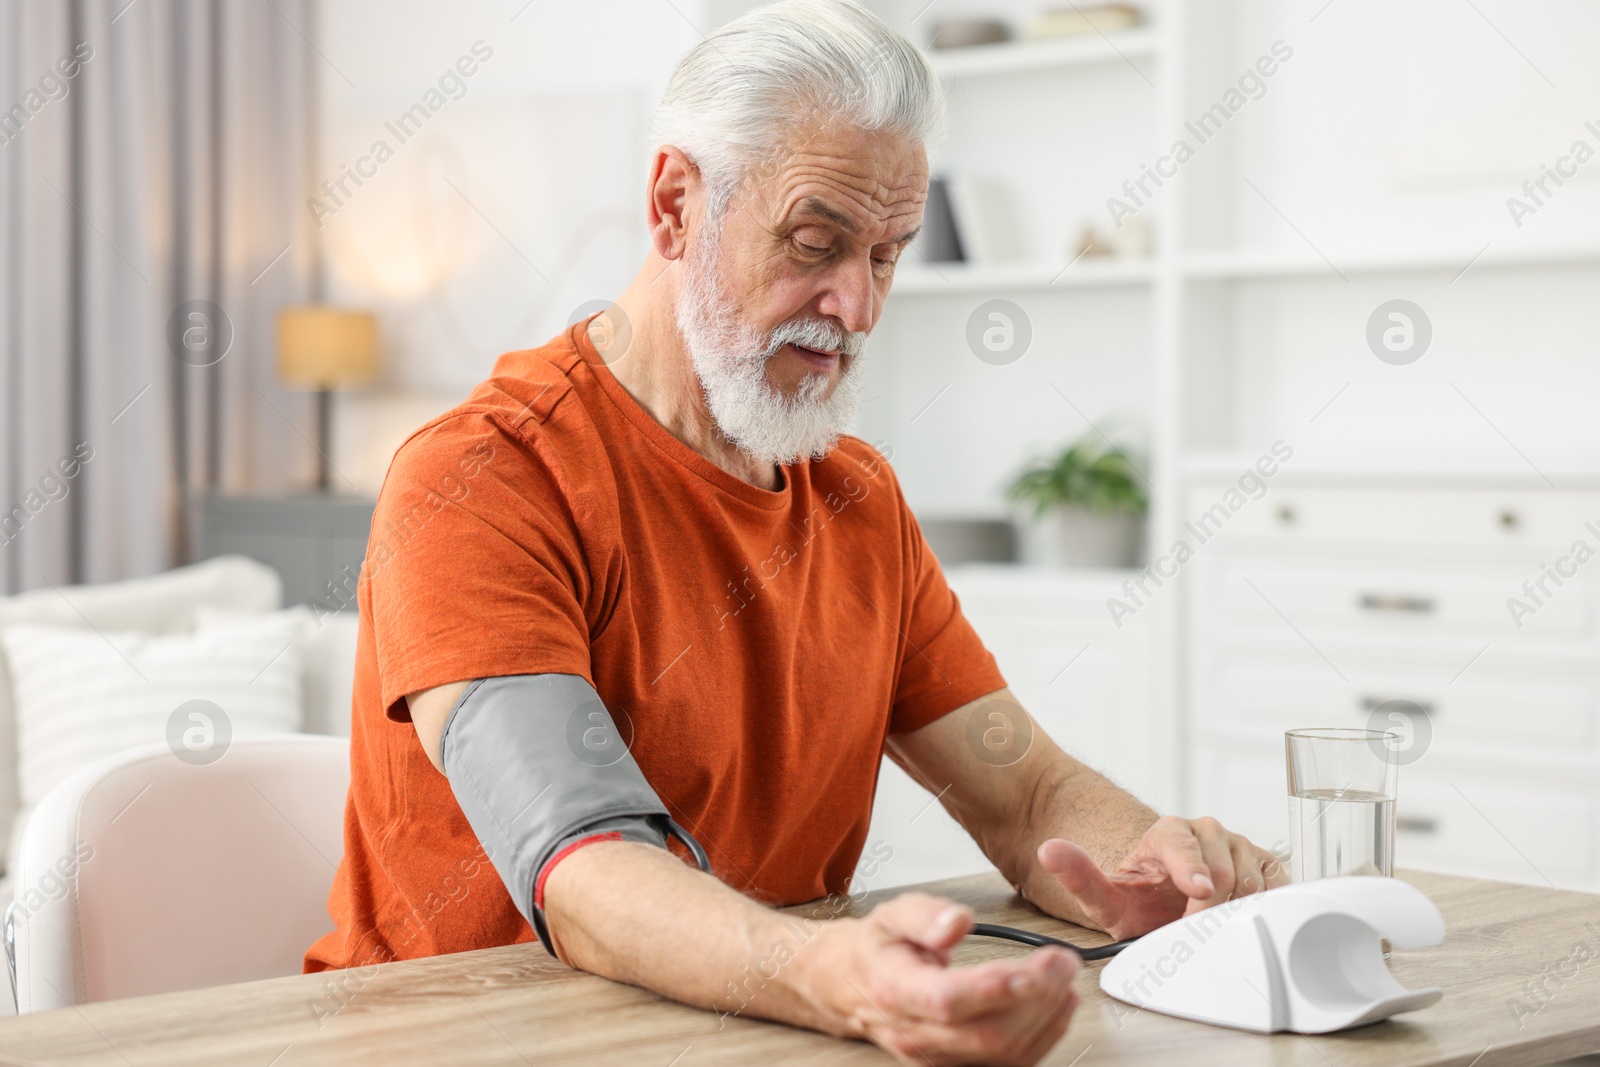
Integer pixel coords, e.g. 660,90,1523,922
440,674,671,954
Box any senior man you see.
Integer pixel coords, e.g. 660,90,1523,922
306,2,1285,1063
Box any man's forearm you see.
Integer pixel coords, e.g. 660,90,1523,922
921,729,1158,932
889,692,1285,947
1005,746,1159,926
541,839,853,1036
544,837,1088,1065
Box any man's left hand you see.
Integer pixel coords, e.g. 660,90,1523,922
1036,816,1289,940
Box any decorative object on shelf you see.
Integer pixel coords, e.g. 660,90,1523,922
276,307,379,492
1006,432,1147,568
919,175,966,263
929,18,1010,50
1107,212,1152,258
944,173,1022,263
916,171,1021,265
1073,214,1152,261
1022,3,1143,41
1073,225,1113,259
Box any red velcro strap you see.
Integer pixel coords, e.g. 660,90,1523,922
534,831,623,910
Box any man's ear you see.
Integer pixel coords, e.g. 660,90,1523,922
646,145,699,262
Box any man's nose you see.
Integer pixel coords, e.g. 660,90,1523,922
816,255,876,337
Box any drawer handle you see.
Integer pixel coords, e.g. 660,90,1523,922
1397,816,1439,835
1360,696,1434,717
1359,593,1435,614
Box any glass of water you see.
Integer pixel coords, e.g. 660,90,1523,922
1285,727,1400,883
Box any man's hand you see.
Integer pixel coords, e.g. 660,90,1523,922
803,892,1081,1067
545,842,1081,1067
886,691,1290,942
1037,816,1289,941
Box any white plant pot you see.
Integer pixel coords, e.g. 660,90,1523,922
1017,507,1143,569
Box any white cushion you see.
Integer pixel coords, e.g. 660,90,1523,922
1,612,303,876
195,606,358,737
0,556,281,870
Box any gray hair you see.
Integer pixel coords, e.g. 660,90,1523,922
649,0,945,233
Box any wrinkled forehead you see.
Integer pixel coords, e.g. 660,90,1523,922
749,119,928,239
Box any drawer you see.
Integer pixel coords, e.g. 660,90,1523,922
1394,769,1598,889
1198,555,1600,647
956,581,1170,811
1186,485,1600,552
1191,746,1599,891
1192,648,1600,762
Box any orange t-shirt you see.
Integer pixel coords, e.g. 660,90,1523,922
304,320,1007,973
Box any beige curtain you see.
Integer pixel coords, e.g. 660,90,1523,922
0,0,320,593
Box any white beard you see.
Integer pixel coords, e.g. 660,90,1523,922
673,231,867,468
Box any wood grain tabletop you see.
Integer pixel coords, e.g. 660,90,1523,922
0,869,1595,1066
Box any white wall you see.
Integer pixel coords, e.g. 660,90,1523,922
314,0,1600,493
1219,1,1600,251
1185,0,1600,473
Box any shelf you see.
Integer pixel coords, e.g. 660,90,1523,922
1181,244,1600,281
890,257,1154,295
947,562,1145,585
1181,453,1600,488
889,243,1600,293
928,28,1160,79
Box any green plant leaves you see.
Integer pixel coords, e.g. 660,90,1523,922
1005,435,1147,518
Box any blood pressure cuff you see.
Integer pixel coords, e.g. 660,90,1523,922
440,674,673,957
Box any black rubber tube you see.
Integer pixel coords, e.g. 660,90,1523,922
969,922,1136,961
664,817,712,873
662,819,1130,961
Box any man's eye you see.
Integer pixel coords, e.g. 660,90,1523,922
798,242,830,255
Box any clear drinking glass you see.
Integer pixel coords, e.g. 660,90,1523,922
1285,728,1400,883
1286,727,1401,959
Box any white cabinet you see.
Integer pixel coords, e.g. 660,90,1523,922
1194,745,1600,890
1187,482,1600,892
866,565,1167,890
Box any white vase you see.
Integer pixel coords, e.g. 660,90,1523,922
1017,507,1143,568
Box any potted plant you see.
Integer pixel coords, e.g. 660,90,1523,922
1006,434,1147,567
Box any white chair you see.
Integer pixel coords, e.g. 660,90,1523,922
4,736,349,1012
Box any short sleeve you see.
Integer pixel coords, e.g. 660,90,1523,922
886,481,1008,735
365,412,602,722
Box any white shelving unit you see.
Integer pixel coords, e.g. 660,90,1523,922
857,0,1181,822
860,1,1169,517
852,0,1600,876
1181,244,1600,280
891,257,1155,294
926,26,1161,78
1160,0,1600,889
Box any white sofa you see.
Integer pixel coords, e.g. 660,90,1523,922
0,556,358,1015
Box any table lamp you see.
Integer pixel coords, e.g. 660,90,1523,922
276,307,378,491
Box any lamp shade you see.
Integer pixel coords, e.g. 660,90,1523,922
276,307,378,389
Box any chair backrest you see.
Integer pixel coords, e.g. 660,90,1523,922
8,735,349,1012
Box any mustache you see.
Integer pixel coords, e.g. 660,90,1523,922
762,316,867,360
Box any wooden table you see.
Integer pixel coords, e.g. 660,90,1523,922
1,870,1597,1066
